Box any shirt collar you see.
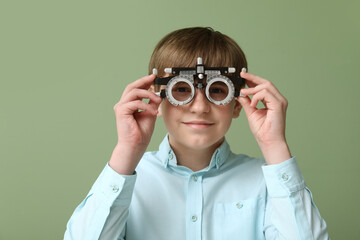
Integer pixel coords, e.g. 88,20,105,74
157,134,230,171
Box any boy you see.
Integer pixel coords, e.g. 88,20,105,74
65,27,329,239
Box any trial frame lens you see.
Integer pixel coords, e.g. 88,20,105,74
165,75,195,106
205,75,235,105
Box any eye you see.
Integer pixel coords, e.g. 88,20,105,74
174,87,191,92
209,87,225,93
207,81,230,102
209,84,227,94
172,82,192,93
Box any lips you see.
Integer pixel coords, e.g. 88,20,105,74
182,120,214,129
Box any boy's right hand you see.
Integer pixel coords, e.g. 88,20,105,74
109,74,162,175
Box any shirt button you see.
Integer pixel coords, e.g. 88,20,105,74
111,185,119,193
191,215,198,222
216,158,220,164
192,175,198,182
281,173,289,181
169,153,173,160
236,202,243,209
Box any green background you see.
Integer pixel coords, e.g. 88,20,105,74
1,0,359,239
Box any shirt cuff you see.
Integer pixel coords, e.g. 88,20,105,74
91,163,137,206
261,157,306,197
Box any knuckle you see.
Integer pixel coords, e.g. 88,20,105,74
262,88,269,94
262,79,269,85
284,98,288,106
113,105,120,112
280,96,288,105
264,80,272,88
124,85,131,92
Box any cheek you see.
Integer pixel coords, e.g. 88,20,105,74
160,101,177,123
160,100,171,115
220,102,236,115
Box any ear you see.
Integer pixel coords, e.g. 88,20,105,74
157,105,163,117
232,98,242,118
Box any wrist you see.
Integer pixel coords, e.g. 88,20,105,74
259,140,292,165
109,144,143,175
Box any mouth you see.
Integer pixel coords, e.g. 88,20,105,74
182,120,215,129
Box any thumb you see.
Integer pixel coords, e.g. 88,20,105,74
238,96,256,118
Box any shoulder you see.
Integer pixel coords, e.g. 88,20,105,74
138,150,161,166
227,152,265,170
217,152,266,181
135,150,168,176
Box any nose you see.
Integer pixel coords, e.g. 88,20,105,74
189,88,210,113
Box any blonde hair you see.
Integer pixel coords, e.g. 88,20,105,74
148,27,248,79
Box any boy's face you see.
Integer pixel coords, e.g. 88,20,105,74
158,86,241,152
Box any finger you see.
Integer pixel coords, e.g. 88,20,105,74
116,100,158,116
123,74,157,96
148,98,162,110
133,109,158,123
240,82,282,100
240,71,268,88
250,89,281,110
238,96,257,118
131,100,159,115
121,88,162,104
240,79,286,101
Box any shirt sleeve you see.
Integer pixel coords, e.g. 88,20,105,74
64,163,137,240
261,157,329,240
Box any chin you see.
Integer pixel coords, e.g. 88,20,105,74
175,133,224,150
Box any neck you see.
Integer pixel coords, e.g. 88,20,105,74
169,136,224,172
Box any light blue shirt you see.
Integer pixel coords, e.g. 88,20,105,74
65,135,329,240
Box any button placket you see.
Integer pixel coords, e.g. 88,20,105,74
186,174,202,239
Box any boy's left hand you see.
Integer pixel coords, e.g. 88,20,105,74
238,71,291,165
